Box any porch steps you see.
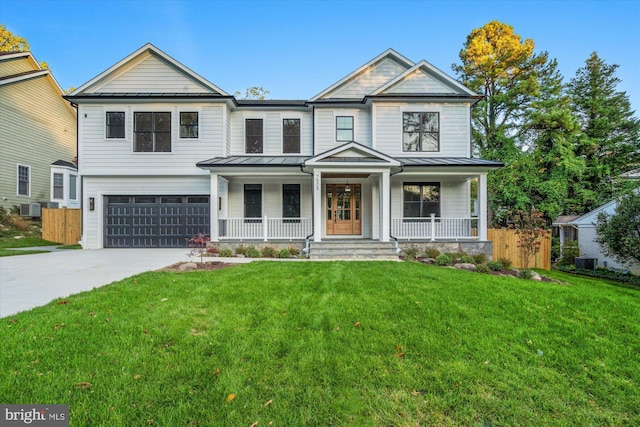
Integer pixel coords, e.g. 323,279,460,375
309,240,400,260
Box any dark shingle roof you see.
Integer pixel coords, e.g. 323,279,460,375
51,160,77,169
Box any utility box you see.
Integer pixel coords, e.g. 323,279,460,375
575,257,597,270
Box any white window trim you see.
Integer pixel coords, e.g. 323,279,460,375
51,171,65,201
333,109,358,144
69,174,78,201
281,114,303,155
243,113,266,156
177,108,202,141
131,110,174,154
103,108,127,141
399,105,443,154
16,164,30,197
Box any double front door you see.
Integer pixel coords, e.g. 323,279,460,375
326,184,361,235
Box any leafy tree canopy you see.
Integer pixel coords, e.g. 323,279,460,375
0,24,29,52
234,86,270,100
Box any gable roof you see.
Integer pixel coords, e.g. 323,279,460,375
69,43,229,96
370,60,479,97
309,49,414,101
304,141,401,167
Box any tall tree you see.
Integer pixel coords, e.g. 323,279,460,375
567,52,640,213
0,24,30,52
234,86,270,100
452,20,548,159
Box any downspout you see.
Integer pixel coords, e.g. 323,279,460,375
300,164,314,256
388,165,404,253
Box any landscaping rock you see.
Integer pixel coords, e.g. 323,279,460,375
420,258,436,264
13,235,24,239
454,263,477,271
178,262,198,272
236,254,245,258
531,271,543,281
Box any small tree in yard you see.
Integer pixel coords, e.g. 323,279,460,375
187,233,211,264
595,191,640,266
509,208,548,270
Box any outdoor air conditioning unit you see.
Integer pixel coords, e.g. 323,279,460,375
41,201,59,209
20,203,41,218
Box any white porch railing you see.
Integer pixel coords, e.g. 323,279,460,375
219,217,312,241
391,215,479,240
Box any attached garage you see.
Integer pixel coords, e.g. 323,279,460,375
104,195,209,248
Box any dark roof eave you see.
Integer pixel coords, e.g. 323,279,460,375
64,93,232,101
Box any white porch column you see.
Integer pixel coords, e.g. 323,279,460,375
313,170,322,242
210,173,219,242
478,173,488,241
380,171,390,242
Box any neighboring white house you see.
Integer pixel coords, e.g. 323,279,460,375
65,44,501,256
560,198,640,274
0,51,77,212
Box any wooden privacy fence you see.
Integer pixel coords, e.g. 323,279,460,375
488,228,551,270
42,208,81,245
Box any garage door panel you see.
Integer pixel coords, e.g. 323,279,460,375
104,195,209,248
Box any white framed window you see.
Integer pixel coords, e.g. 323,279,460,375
336,116,354,142
282,118,301,154
179,111,199,139
403,112,439,152
245,118,264,154
69,174,78,200
53,173,64,199
17,164,30,197
133,111,171,152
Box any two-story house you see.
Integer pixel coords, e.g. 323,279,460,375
65,44,501,257
0,51,78,212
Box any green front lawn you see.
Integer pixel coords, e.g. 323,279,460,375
0,249,51,257
1,263,638,425
0,236,60,248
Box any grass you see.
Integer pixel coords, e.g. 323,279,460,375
58,244,82,250
0,249,51,257
0,236,60,248
1,262,638,426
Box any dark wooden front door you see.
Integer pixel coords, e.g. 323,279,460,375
326,184,361,235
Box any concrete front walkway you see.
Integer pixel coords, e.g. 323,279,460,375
0,249,190,318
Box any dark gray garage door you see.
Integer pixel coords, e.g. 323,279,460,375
104,195,210,248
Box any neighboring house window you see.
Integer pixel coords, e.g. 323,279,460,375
180,112,199,138
246,119,263,154
53,173,64,199
283,119,301,153
336,116,354,142
134,112,171,152
69,174,77,200
244,184,262,221
17,165,30,196
106,112,125,138
403,182,440,218
282,184,301,222
403,112,439,152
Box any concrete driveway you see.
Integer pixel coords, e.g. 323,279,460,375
0,249,190,318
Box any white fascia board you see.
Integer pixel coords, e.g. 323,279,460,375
69,43,229,96
370,60,479,97
0,70,48,85
309,48,415,101
306,141,400,166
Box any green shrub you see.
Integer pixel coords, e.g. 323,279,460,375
0,206,8,223
425,248,440,258
498,257,513,269
460,255,475,264
288,246,301,256
475,264,490,273
207,246,219,255
487,261,504,271
558,241,579,267
473,253,487,264
518,269,533,280
556,265,640,285
219,248,234,258
246,246,260,258
277,248,291,258
261,246,277,258
551,237,561,261
235,245,248,255
403,245,419,260
435,254,453,266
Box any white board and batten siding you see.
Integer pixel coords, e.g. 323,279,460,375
322,57,409,99
228,110,313,156
89,52,213,94
383,69,457,94
313,108,372,154
82,176,210,249
374,102,470,157
78,103,225,176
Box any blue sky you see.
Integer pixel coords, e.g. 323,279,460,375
3,0,639,112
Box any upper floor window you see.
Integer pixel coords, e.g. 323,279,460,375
283,119,301,154
134,112,171,152
403,182,440,219
336,116,354,142
180,112,199,138
403,112,439,152
17,164,30,196
106,112,125,139
53,173,64,199
246,119,263,154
